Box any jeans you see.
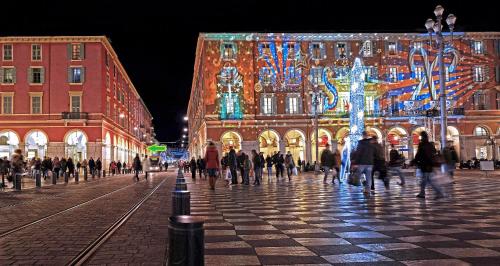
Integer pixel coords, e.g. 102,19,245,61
388,166,405,184
243,169,250,185
230,167,238,184
254,167,262,185
267,167,273,178
419,171,444,196
356,165,373,192
446,164,455,178
286,167,293,179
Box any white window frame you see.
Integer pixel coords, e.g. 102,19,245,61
389,67,398,82
413,41,423,50
1,67,15,84
365,95,375,114
30,92,43,114
32,44,42,61
261,67,272,85
70,67,83,84
473,65,485,82
472,40,484,55
3,44,13,61
311,67,323,85
30,67,43,84
388,42,397,55
288,96,299,114
262,94,274,115
363,41,372,57
286,42,296,59
1,93,14,114
69,92,83,113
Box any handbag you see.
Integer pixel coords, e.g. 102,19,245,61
292,167,298,176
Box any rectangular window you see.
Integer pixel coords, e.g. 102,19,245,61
388,42,397,55
337,42,347,58
260,67,272,84
2,96,13,114
287,43,296,59
71,44,81,60
260,43,270,55
285,66,300,84
3,44,13,60
473,66,485,82
413,41,423,50
32,44,42,61
71,95,81,112
414,66,424,81
389,67,398,82
363,41,372,57
106,98,110,116
31,96,41,114
69,67,84,83
472,40,484,55
311,67,323,84
222,43,236,60
311,43,322,59
288,96,299,114
262,95,274,115
364,66,377,82
31,68,43,84
365,95,375,115
473,91,488,110
1,68,16,84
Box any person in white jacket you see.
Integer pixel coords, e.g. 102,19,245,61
142,155,150,179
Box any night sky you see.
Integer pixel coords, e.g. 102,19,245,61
2,0,498,143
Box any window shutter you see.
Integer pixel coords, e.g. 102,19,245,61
80,43,85,59
28,68,33,83
12,67,16,83
298,97,303,113
285,96,289,114
272,95,277,114
40,67,45,83
68,67,73,83
67,44,72,60
384,41,389,55
334,43,339,59
81,67,85,83
0,67,3,83
346,43,351,58
260,95,265,115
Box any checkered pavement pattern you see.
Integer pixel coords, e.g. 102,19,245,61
187,173,500,265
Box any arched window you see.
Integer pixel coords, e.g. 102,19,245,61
474,126,489,136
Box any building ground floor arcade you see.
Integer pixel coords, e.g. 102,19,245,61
190,117,499,164
0,122,148,168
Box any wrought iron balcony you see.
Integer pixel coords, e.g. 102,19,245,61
62,112,89,120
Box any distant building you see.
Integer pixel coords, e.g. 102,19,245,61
188,32,500,162
0,36,154,166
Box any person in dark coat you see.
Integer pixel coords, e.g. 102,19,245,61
265,155,273,181
370,135,387,190
88,157,95,177
352,131,377,196
237,151,246,183
190,157,197,180
228,148,238,184
414,131,445,199
133,154,141,181
388,144,406,186
96,158,102,177
67,157,75,177
60,158,67,177
117,161,122,175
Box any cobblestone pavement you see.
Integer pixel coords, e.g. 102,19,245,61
0,171,175,265
188,171,500,265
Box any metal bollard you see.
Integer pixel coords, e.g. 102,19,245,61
167,215,204,266
15,174,22,190
98,170,101,178
35,171,42,188
172,190,190,216
175,179,187,191
103,170,106,177
64,172,69,183
75,170,79,183
52,171,57,185
84,168,88,181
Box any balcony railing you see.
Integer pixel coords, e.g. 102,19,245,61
320,108,465,118
62,112,89,120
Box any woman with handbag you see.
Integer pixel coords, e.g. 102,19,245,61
204,142,220,190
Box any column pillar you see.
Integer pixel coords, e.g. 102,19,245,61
305,140,312,163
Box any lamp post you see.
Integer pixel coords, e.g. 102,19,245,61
486,136,497,161
310,84,324,172
424,5,457,151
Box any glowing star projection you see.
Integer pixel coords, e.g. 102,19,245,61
340,57,366,181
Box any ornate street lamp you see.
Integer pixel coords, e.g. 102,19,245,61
309,84,324,172
424,5,457,151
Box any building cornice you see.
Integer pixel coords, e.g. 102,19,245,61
199,32,500,41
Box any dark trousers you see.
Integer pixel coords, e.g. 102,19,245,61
230,167,238,184
191,169,196,179
198,168,203,178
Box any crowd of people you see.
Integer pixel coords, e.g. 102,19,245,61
178,130,464,200
0,149,168,189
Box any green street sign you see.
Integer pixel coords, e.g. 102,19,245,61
147,145,167,153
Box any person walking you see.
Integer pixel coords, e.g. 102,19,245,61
320,143,334,184
190,157,197,180
53,157,61,179
332,148,341,184
237,151,246,184
443,141,458,179
285,151,295,181
277,153,285,180
297,158,302,173
76,160,81,175
142,155,150,179
353,131,377,196
388,144,406,186
243,154,251,185
82,159,88,176
227,149,237,184
414,131,445,199
67,157,75,177
10,149,25,189
370,135,388,189
204,142,220,190
60,157,67,178
117,161,122,175
133,154,141,181
252,150,263,185
265,155,273,182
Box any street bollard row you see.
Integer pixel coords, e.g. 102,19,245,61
167,167,204,266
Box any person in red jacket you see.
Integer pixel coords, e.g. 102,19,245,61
204,141,220,190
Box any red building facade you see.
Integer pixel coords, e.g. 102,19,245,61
188,32,500,163
0,36,154,166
